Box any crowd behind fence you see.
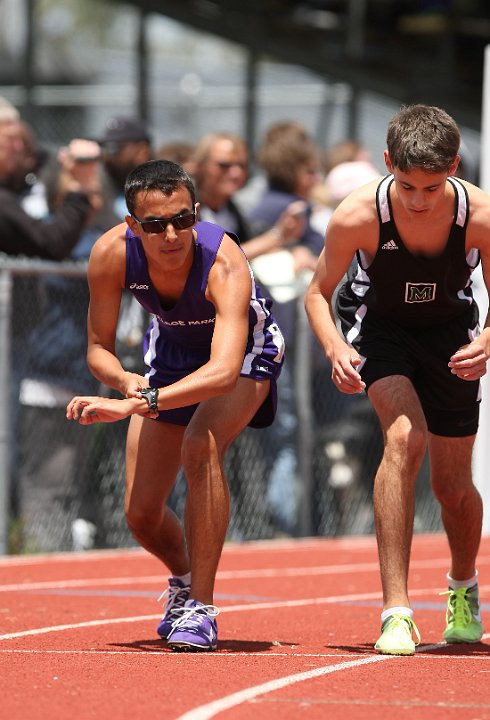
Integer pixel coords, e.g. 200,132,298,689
0,255,443,555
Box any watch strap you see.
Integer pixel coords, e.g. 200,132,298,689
141,386,159,412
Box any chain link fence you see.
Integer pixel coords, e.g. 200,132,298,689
0,257,442,555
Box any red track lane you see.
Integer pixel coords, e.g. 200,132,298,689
1,534,489,720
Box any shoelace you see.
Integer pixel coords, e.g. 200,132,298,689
157,584,189,615
169,604,220,633
387,614,421,646
440,587,473,625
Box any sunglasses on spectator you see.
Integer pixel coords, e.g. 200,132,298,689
130,210,196,234
214,161,247,172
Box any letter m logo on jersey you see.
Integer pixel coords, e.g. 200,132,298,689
405,282,436,303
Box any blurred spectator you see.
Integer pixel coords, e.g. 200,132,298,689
189,130,306,537
310,147,384,536
13,111,176,548
322,139,374,175
311,144,381,234
249,120,324,265
155,140,197,175
0,99,102,551
17,158,105,551
325,159,381,208
315,147,381,325
246,121,324,535
95,114,155,371
0,99,100,258
15,112,159,551
9,120,49,218
35,114,157,550
192,131,305,260
96,114,153,222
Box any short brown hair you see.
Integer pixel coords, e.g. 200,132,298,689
386,104,460,173
257,121,318,193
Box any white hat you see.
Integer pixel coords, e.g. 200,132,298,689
0,96,19,123
326,160,380,205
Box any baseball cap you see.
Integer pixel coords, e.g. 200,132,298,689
97,116,152,146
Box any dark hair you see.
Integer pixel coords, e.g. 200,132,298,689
124,159,196,214
386,104,460,173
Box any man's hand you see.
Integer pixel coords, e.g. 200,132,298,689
330,345,366,394
449,337,489,381
57,139,102,205
273,200,307,246
66,396,139,424
120,372,150,398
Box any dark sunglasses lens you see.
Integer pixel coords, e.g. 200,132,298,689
172,213,195,229
141,219,166,233
138,212,195,233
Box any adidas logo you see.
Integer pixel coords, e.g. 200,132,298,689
382,239,399,250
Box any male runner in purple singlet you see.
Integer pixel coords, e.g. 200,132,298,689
67,159,284,651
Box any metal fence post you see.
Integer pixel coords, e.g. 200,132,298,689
0,269,12,554
295,281,314,536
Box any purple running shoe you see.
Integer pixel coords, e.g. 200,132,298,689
167,599,219,651
156,577,191,639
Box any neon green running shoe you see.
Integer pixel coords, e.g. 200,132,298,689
442,586,483,643
374,614,421,655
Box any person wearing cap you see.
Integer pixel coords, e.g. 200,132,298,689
97,115,153,221
325,159,381,208
96,115,155,378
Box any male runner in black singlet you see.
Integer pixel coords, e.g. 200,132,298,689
305,104,489,654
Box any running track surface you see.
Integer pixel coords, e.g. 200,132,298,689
1,533,489,720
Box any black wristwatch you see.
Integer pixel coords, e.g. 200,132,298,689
140,386,159,413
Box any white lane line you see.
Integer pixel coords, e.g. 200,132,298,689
0,576,164,593
172,654,404,720
0,539,342,567
0,647,489,660
0,534,485,568
0,548,143,566
174,634,490,720
3,587,490,642
0,650,367,657
0,615,157,641
0,591,386,640
2,557,490,593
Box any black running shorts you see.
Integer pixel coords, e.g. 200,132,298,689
345,306,481,437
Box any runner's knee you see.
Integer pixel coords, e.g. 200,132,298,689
181,426,223,477
386,419,427,468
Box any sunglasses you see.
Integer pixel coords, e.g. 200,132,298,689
214,161,247,172
131,210,196,234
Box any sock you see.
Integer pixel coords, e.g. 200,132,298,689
381,606,413,624
447,570,478,591
173,571,191,586
447,571,481,621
